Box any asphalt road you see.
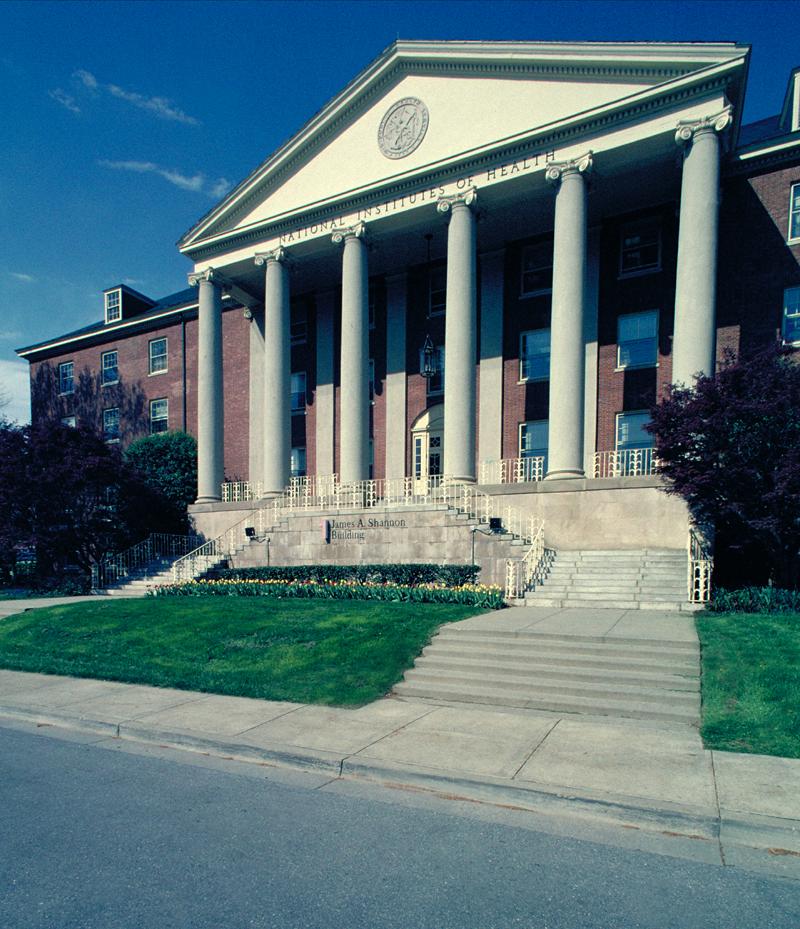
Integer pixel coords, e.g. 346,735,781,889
1,722,798,929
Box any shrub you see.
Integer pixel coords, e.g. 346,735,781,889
210,563,481,587
708,586,800,614
152,578,506,610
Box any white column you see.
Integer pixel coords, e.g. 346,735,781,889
384,272,407,480
545,153,592,480
333,222,369,483
582,228,601,476
672,107,732,386
189,270,224,502
315,290,336,478
478,249,505,468
438,190,478,482
254,248,291,495
247,305,265,488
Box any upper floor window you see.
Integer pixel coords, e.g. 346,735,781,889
520,328,551,382
520,241,553,296
290,446,307,478
619,219,661,276
519,419,548,472
290,305,307,345
101,350,118,385
790,183,800,242
617,310,658,369
61,416,76,428
104,289,121,324
429,266,446,317
149,338,168,374
103,407,120,443
783,286,800,344
150,398,168,434
616,411,651,451
421,344,445,396
58,361,74,395
291,371,306,412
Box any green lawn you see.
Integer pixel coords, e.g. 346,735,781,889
697,611,800,758
0,597,482,706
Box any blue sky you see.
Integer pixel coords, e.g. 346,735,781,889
1,0,795,423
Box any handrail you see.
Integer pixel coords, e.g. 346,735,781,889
92,533,199,589
688,528,713,603
593,448,658,478
478,457,545,485
171,505,272,583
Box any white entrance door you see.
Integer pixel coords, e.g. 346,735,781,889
411,404,445,494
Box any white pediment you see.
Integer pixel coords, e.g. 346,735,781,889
181,41,748,253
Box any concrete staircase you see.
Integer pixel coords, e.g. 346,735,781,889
394,625,700,726
524,549,692,611
94,558,181,597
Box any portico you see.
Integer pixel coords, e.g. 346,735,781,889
180,40,748,507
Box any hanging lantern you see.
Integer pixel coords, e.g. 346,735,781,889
420,334,437,380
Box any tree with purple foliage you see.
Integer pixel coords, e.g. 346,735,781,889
647,345,800,588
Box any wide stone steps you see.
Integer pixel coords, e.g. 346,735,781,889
395,628,700,724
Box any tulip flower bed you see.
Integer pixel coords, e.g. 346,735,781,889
153,577,506,610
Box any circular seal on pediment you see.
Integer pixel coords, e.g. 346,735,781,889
378,97,429,159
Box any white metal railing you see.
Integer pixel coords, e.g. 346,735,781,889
221,481,263,502
479,457,545,485
688,528,713,603
593,448,658,478
92,533,199,589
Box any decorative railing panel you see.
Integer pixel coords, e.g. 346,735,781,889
688,528,713,603
593,448,658,478
479,457,545,485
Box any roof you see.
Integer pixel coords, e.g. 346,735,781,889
738,114,782,147
16,287,212,359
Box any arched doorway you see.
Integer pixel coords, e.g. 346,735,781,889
411,404,443,492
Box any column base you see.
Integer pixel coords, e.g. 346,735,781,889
260,489,284,499
544,469,585,481
445,475,477,485
194,495,222,504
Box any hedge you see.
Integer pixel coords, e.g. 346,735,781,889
208,563,481,587
152,578,506,610
708,586,800,614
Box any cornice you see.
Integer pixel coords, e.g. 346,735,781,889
180,44,747,252
185,70,735,264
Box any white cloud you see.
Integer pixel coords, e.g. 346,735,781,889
209,177,233,199
49,88,80,114
0,330,22,341
98,159,226,198
70,68,199,125
0,359,31,425
9,272,35,283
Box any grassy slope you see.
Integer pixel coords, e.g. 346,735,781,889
697,611,800,758
0,598,481,706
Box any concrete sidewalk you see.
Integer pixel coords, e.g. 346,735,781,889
1,596,799,875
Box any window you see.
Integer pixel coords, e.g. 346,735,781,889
783,286,800,344
103,407,120,443
290,305,307,345
790,183,800,242
368,358,375,401
616,411,651,451
291,372,306,412
520,420,548,472
520,241,553,296
429,265,446,317
61,416,76,428
58,361,74,395
619,219,661,276
520,329,551,381
104,289,121,323
420,344,445,396
150,398,168,434
290,446,306,478
149,338,168,374
617,310,658,368
101,350,118,385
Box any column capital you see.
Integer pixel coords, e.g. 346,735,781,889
254,246,292,268
436,188,478,215
545,152,593,186
188,268,216,287
331,221,367,245
675,105,733,146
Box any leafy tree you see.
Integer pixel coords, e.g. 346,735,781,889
648,345,800,588
125,431,197,513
